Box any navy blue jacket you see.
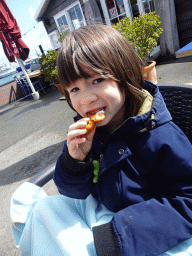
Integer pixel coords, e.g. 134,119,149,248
54,81,192,255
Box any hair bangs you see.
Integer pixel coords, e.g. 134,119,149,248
57,33,107,89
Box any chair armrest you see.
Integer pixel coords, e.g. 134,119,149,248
28,162,56,187
158,83,192,89
158,84,192,144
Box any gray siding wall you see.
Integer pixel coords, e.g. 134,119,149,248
174,0,192,47
41,0,104,35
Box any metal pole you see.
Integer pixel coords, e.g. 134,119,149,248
39,45,45,55
16,56,40,100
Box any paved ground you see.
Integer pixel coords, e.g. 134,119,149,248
0,89,75,256
156,55,192,85
0,55,192,256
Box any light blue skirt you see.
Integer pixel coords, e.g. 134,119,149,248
10,182,192,256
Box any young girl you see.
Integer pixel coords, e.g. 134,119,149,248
11,25,192,256
54,25,192,255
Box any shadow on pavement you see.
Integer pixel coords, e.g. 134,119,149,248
173,55,192,64
12,90,63,118
0,140,64,187
0,99,31,117
156,55,192,65
0,89,62,118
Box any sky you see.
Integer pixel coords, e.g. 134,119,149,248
0,0,53,69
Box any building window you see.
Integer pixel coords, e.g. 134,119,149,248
68,5,84,29
105,0,126,25
54,1,86,38
100,0,155,25
142,0,155,14
128,0,155,19
57,14,70,34
129,0,140,18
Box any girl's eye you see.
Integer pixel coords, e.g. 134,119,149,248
93,78,104,85
70,87,79,93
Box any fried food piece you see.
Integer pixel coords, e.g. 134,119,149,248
85,110,105,134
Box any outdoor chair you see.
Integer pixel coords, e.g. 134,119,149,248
14,76,32,99
27,83,192,188
159,84,192,142
22,77,46,95
49,81,57,91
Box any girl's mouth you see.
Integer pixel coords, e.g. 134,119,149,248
86,107,106,115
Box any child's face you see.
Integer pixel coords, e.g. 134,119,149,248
66,74,126,132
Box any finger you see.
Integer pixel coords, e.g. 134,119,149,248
67,129,87,141
68,137,86,150
71,137,86,146
68,118,90,132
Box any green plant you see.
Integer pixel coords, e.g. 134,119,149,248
113,12,163,64
39,50,59,84
57,28,68,43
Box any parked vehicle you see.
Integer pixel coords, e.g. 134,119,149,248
16,57,41,72
16,60,31,72
30,57,41,72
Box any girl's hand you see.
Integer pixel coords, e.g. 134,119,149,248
67,118,96,161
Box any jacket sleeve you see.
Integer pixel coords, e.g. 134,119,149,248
93,125,192,256
53,140,94,199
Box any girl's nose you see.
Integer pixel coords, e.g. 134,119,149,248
81,91,97,105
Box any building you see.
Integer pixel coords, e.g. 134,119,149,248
35,0,192,59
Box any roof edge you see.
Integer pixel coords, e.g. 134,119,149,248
34,0,51,22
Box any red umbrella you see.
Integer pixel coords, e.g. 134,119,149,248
0,0,29,62
0,0,39,99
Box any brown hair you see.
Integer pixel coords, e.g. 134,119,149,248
57,24,145,116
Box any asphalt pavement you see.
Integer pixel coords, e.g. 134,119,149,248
156,55,192,85
0,89,75,255
0,55,192,256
